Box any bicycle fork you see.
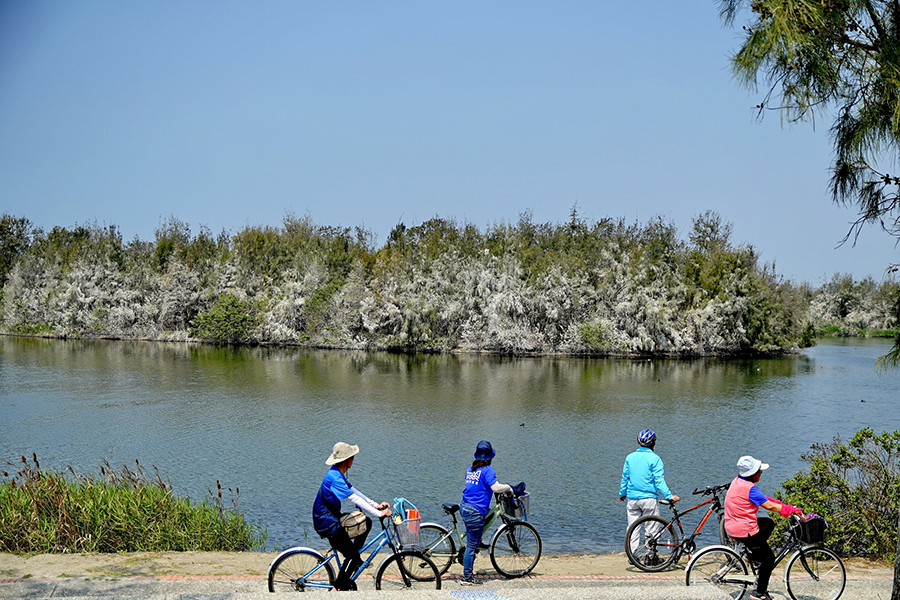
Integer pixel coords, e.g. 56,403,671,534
797,550,821,582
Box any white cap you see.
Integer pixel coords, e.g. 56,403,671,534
737,455,769,477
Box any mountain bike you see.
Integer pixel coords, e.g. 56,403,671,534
685,515,845,600
417,489,541,579
625,482,732,572
267,514,441,592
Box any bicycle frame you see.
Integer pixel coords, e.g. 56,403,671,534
441,495,512,553
283,518,404,590
715,522,830,585
664,496,719,549
752,529,821,580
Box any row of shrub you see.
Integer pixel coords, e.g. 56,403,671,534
0,454,265,553
0,211,896,355
776,428,900,562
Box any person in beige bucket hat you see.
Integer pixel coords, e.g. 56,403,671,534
325,441,360,465
313,442,392,590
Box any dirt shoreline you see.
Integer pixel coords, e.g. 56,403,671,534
0,551,892,582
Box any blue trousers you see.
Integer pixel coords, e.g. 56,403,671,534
460,500,486,578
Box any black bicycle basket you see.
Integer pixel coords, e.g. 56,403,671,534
795,516,827,544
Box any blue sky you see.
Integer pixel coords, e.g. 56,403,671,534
1,1,897,284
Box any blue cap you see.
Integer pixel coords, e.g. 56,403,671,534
474,440,495,460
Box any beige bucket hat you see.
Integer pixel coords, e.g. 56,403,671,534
326,442,360,465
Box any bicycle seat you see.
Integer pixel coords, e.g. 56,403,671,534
442,503,460,515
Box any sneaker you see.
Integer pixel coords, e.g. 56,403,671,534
749,591,773,600
459,576,483,586
333,580,358,591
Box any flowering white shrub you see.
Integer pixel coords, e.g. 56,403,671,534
4,213,884,355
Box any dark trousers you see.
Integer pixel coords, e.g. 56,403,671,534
734,516,775,593
327,516,372,590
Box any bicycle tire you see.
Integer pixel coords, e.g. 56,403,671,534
374,550,442,590
489,521,541,578
685,545,751,600
267,548,335,592
624,515,680,572
785,547,846,600
417,523,456,576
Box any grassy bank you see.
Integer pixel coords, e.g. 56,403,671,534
0,454,265,554
818,326,900,338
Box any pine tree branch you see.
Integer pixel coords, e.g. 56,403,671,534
862,0,888,43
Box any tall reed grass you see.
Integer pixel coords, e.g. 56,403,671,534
0,454,266,553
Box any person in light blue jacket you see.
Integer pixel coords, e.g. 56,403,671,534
618,429,680,555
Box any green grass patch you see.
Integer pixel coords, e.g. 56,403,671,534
858,328,900,338
11,322,53,335
818,325,844,336
0,454,266,554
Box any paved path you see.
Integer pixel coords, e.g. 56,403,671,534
0,574,891,599
0,552,891,599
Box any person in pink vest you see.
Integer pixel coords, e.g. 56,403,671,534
723,455,803,600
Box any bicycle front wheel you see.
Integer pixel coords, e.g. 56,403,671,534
785,547,846,600
418,523,456,576
685,546,750,600
375,550,442,590
625,515,680,571
267,548,335,592
489,521,541,578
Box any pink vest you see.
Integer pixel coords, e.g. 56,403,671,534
724,476,760,538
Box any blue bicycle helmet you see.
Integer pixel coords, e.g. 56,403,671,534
637,429,656,447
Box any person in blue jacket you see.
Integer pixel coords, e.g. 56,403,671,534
618,429,680,558
312,442,392,591
459,440,512,586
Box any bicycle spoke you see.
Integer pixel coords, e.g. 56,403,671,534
786,548,846,600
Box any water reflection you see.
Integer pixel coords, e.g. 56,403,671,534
1,336,895,553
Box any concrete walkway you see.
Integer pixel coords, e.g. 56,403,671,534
0,573,891,599
0,552,891,599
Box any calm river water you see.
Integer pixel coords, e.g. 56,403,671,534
1,336,897,554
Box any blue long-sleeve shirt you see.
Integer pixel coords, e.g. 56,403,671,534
619,447,673,500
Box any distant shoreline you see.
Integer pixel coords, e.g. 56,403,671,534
0,331,804,358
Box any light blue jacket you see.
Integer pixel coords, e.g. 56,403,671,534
619,447,673,500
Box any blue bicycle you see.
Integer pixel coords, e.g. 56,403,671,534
267,515,441,592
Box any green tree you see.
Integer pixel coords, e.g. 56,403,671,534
189,294,258,343
718,0,900,368
0,214,31,289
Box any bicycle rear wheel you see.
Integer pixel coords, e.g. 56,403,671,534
375,550,441,590
685,546,751,600
718,515,737,548
785,547,846,600
625,515,680,571
267,548,335,592
489,521,541,578
418,523,456,576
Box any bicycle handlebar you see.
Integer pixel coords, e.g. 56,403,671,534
691,482,731,496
